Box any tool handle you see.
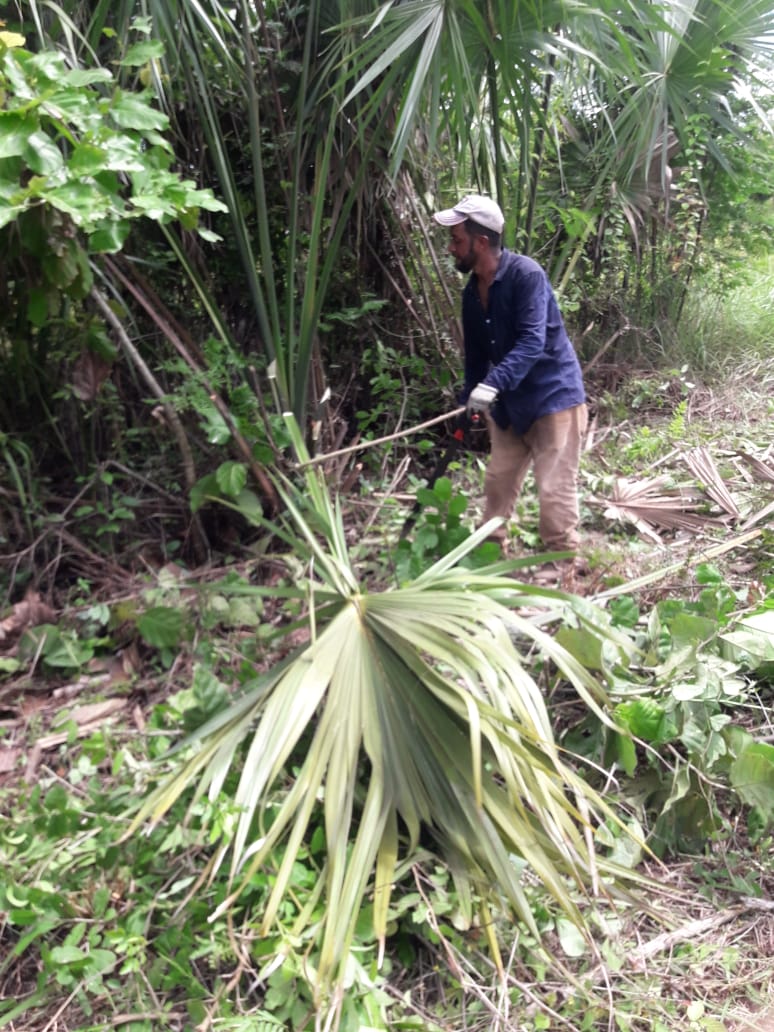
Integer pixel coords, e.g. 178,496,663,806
298,406,467,467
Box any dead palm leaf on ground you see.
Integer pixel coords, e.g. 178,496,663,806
592,475,729,543
735,450,774,486
682,446,741,519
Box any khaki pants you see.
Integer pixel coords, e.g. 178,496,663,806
483,404,588,551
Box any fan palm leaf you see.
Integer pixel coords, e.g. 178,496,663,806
129,415,645,1001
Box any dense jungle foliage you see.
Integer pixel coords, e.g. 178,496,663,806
1,1,773,1029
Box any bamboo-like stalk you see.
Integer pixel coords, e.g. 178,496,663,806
90,287,210,563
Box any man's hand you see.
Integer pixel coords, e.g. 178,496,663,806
466,382,498,415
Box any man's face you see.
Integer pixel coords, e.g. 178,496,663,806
448,224,476,273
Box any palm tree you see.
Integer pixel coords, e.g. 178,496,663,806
338,0,774,289
22,0,772,434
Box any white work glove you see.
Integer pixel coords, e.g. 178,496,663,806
466,382,498,416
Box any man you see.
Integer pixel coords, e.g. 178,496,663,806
433,194,587,579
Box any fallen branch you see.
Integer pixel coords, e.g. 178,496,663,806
629,898,774,971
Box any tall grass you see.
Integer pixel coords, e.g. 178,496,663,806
669,255,774,378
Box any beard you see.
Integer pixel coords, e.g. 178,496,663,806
454,246,475,273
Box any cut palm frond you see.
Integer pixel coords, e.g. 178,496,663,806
742,498,774,531
129,415,648,1003
682,447,741,519
591,475,730,543
736,450,774,486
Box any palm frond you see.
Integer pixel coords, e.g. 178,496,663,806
129,415,647,996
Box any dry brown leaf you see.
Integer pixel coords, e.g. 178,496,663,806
603,504,663,543
132,703,146,732
37,697,128,750
0,747,21,774
0,591,57,645
71,348,113,401
58,697,128,728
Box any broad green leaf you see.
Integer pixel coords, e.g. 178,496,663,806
432,476,452,502
606,818,645,869
86,325,118,361
110,91,169,132
724,725,754,759
119,40,166,67
415,487,438,507
686,1001,705,1022
669,611,717,646
43,636,94,669
83,948,117,973
68,143,109,176
234,488,263,525
23,130,63,175
609,595,640,628
0,203,23,229
49,945,87,965
0,154,23,193
448,494,467,518
730,743,774,818
721,610,774,671
41,243,78,287
41,91,99,132
101,135,146,172
26,287,49,328
695,563,723,585
45,183,111,224
215,461,248,498
615,731,637,776
137,606,185,648
225,598,262,628
555,626,604,670
63,68,113,87
671,682,708,701
202,408,231,445
89,219,132,254
0,112,32,158
27,51,66,82
681,715,709,756
16,624,59,663
190,473,220,512
556,916,588,957
184,187,227,213
615,698,665,742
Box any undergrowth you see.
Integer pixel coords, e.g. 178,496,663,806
2,376,774,1031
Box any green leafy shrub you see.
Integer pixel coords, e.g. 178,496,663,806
562,565,774,854
394,474,500,580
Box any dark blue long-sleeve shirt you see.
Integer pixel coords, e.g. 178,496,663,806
461,250,585,435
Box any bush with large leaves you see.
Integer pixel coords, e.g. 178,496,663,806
131,417,642,1016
